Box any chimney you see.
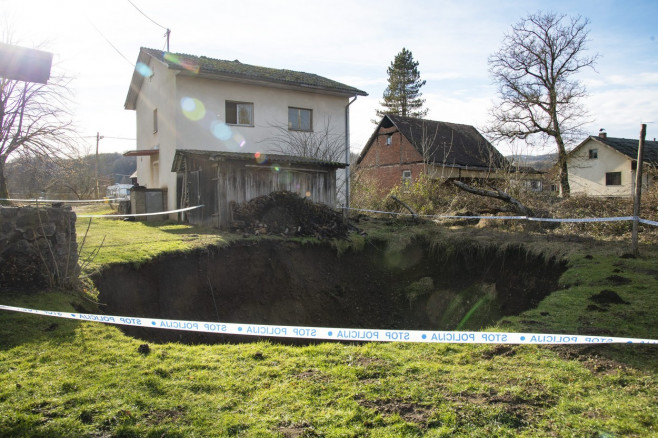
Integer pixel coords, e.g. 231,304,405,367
598,130,607,139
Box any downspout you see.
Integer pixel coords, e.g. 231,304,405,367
344,95,358,220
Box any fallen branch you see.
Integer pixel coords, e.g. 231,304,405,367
450,180,532,216
391,195,418,219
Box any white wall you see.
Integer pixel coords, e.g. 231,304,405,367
135,63,350,213
568,139,634,197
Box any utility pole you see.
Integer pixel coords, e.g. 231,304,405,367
631,123,646,256
95,132,103,199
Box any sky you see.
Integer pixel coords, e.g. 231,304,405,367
2,0,657,158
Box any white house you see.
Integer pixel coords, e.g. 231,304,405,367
567,132,658,197
124,47,366,217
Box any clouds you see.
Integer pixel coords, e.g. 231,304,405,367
2,0,656,156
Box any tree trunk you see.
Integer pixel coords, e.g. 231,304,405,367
0,157,9,204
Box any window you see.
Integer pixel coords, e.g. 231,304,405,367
606,172,622,186
386,135,392,145
589,149,598,159
288,107,312,131
226,101,254,126
402,170,412,189
153,109,158,133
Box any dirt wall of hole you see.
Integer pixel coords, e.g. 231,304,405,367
93,238,566,343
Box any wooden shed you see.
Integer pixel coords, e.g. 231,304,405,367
171,150,345,228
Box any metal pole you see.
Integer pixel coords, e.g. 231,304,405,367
95,132,100,199
631,123,646,256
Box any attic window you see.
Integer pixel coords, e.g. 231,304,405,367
589,149,598,159
386,135,392,146
226,101,254,126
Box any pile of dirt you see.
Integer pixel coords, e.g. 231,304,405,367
230,191,354,239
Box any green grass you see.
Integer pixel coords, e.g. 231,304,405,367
1,217,657,436
75,205,230,271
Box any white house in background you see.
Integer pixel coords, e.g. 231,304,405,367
566,132,658,197
124,47,366,217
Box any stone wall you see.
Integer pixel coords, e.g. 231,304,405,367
0,205,79,290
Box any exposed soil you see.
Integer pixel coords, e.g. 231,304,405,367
93,235,567,344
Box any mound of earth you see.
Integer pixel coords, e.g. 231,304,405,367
229,191,354,239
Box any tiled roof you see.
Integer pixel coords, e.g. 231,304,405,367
141,47,367,97
171,149,346,172
358,115,508,169
592,136,658,164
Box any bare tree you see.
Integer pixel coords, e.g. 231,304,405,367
487,12,598,197
0,45,74,202
268,118,344,163
267,117,348,203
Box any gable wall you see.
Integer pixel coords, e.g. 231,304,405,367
357,125,425,194
568,139,635,197
134,57,177,211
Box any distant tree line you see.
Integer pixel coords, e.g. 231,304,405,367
5,152,136,199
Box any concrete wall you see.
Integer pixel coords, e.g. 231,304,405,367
0,206,78,289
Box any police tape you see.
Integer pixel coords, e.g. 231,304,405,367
1,304,656,345
347,208,658,227
77,205,203,218
0,197,121,203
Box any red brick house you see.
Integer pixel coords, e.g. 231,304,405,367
356,115,510,194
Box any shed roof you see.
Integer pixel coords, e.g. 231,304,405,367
126,48,367,110
357,115,508,170
171,149,347,172
578,135,658,164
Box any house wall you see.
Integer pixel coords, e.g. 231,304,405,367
568,139,638,197
135,62,349,217
134,56,177,212
357,126,425,194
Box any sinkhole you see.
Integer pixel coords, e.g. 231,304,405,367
92,237,567,344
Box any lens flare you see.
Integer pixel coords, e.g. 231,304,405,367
254,152,268,164
272,164,281,172
136,62,152,77
210,121,232,141
180,97,206,121
163,53,200,74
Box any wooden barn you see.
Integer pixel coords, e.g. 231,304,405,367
171,150,345,228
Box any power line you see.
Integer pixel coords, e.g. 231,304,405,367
86,18,135,68
127,0,168,30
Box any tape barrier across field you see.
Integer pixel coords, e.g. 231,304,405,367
348,208,658,227
0,197,122,203
77,205,203,218
1,304,656,345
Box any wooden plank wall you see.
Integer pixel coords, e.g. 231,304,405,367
181,156,337,229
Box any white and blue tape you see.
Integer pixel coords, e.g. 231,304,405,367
347,208,658,227
1,304,656,344
77,205,203,218
0,197,121,203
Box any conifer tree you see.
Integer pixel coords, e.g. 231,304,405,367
376,48,428,120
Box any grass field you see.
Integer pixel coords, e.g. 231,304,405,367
0,212,656,437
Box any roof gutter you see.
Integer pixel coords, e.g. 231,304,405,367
344,95,358,219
